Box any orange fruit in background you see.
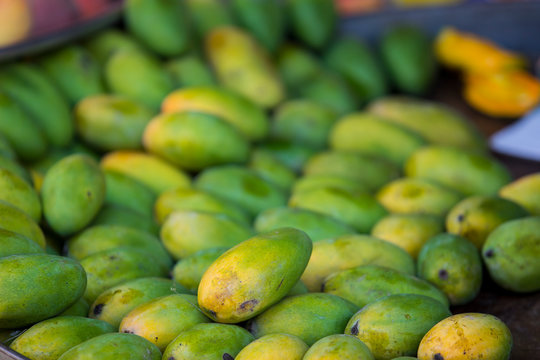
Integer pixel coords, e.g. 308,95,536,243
0,0,32,47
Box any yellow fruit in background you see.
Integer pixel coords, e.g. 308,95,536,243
0,0,31,47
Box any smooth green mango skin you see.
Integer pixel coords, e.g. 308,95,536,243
89,277,184,329
0,200,45,248
303,334,374,360
125,0,190,56
59,298,89,317
104,171,156,217
323,265,449,308
417,233,482,305
235,333,308,360
10,316,114,360
292,174,369,195
58,333,161,360
499,172,540,215
0,254,87,329
405,146,511,196
198,228,312,323
0,168,41,221
166,55,216,88
482,217,540,292
258,142,316,173
249,150,297,191
277,44,323,91
83,29,146,65
163,323,254,360
247,293,358,346
254,207,354,243
185,0,234,39
288,0,336,50
172,247,228,294
91,204,160,236
345,294,452,360
144,112,250,171
41,154,106,236
300,71,357,116
0,229,44,258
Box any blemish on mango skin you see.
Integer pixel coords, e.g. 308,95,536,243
222,353,234,360
238,299,259,313
350,321,359,335
92,303,104,316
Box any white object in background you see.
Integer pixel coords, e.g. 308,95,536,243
490,106,540,162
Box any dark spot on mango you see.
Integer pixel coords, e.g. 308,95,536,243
321,282,325,292
485,249,495,258
438,269,449,280
277,278,284,290
93,303,104,315
223,353,234,360
434,353,444,360
122,329,134,334
205,308,217,318
404,314,411,320
457,214,465,222
168,357,175,360
109,255,117,260
350,321,359,335
238,299,259,312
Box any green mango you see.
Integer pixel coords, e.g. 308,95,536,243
499,172,540,215
119,294,211,351
299,71,357,116
163,323,254,360
58,333,161,360
288,281,309,297
59,298,90,317
124,0,191,56
171,247,229,293
235,333,309,360
301,234,415,292
29,143,100,179
0,200,45,248
482,216,540,292
186,0,234,39
288,0,337,50
91,204,160,236
104,170,156,217
0,155,32,184
247,293,358,346
0,134,15,160
0,254,87,329
254,207,354,242
0,229,44,258
10,316,114,360
166,55,216,88
345,294,451,360
417,233,482,305
277,44,323,91
303,334,374,360
405,146,511,196
39,46,104,104
41,154,106,236
249,149,297,190
198,228,312,323
258,141,316,173
0,168,41,222
292,174,369,195
380,25,437,95
323,265,449,308
83,29,146,65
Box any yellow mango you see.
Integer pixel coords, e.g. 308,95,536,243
235,333,308,360
499,172,540,215
303,334,374,360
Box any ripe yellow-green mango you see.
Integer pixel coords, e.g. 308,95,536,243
446,196,529,249
104,170,155,218
482,216,540,292
91,204,160,236
143,111,250,171
258,141,317,173
161,210,253,260
417,233,482,305
198,228,312,323
163,323,254,360
162,86,269,141
0,168,41,222
0,200,45,248
292,174,369,195
288,0,336,50
247,293,358,346
166,55,216,88
254,207,354,243
289,187,387,233
303,334,374,360
41,154,106,236
206,27,285,109
89,277,184,329
83,29,146,65
499,172,540,215
303,151,400,192
368,97,486,153
249,149,297,191
172,247,228,294
59,297,89,317
0,155,32,185
0,254,86,329
405,146,511,196
100,151,191,195
301,234,415,292
417,313,512,360
10,316,114,360
371,214,444,259
195,165,288,217
58,333,161,360
377,177,463,217
323,265,449,308
345,294,451,360
186,0,234,39
235,333,308,360
330,113,427,167
119,294,211,351
0,229,44,258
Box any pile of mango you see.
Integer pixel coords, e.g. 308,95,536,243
1,1,539,360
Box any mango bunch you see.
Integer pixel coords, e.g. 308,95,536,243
0,1,539,360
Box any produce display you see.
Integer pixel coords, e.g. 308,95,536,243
0,1,539,360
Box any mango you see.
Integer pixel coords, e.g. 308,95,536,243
100,151,191,195
41,154,106,236
235,333,308,360
288,0,336,50
254,207,354,243
198,228,312,323
303,334,374,360
405,146,511,196
376,177,463,217
446,196,529,249
59,298,89,317
301,234,415,292
10,316,114,360
0,200,45,248
0,168,41,222
144,111,250,171
104,170,155,217
417,313,512,360
186,0,234,39
206,27,285,108
247,293,358,346
300,71,358,116
119,294,211,351
166,55,216,88
323,265,449,308
162,323,254,360
499,172,540,215
0,134,16,160
345,294,452,360
0,254,86,328
0,155,33,185
249,149,297,190
417,233,482,305
83,29,146,65
58,333,161,360
277,44,323,91
0,229,44,258
171,247,228,294
288,281,309,297
161,210,253,259
292,174,369,195
162,86,269,141
91,204,160,236
258,141,316,173
482,216,540,292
